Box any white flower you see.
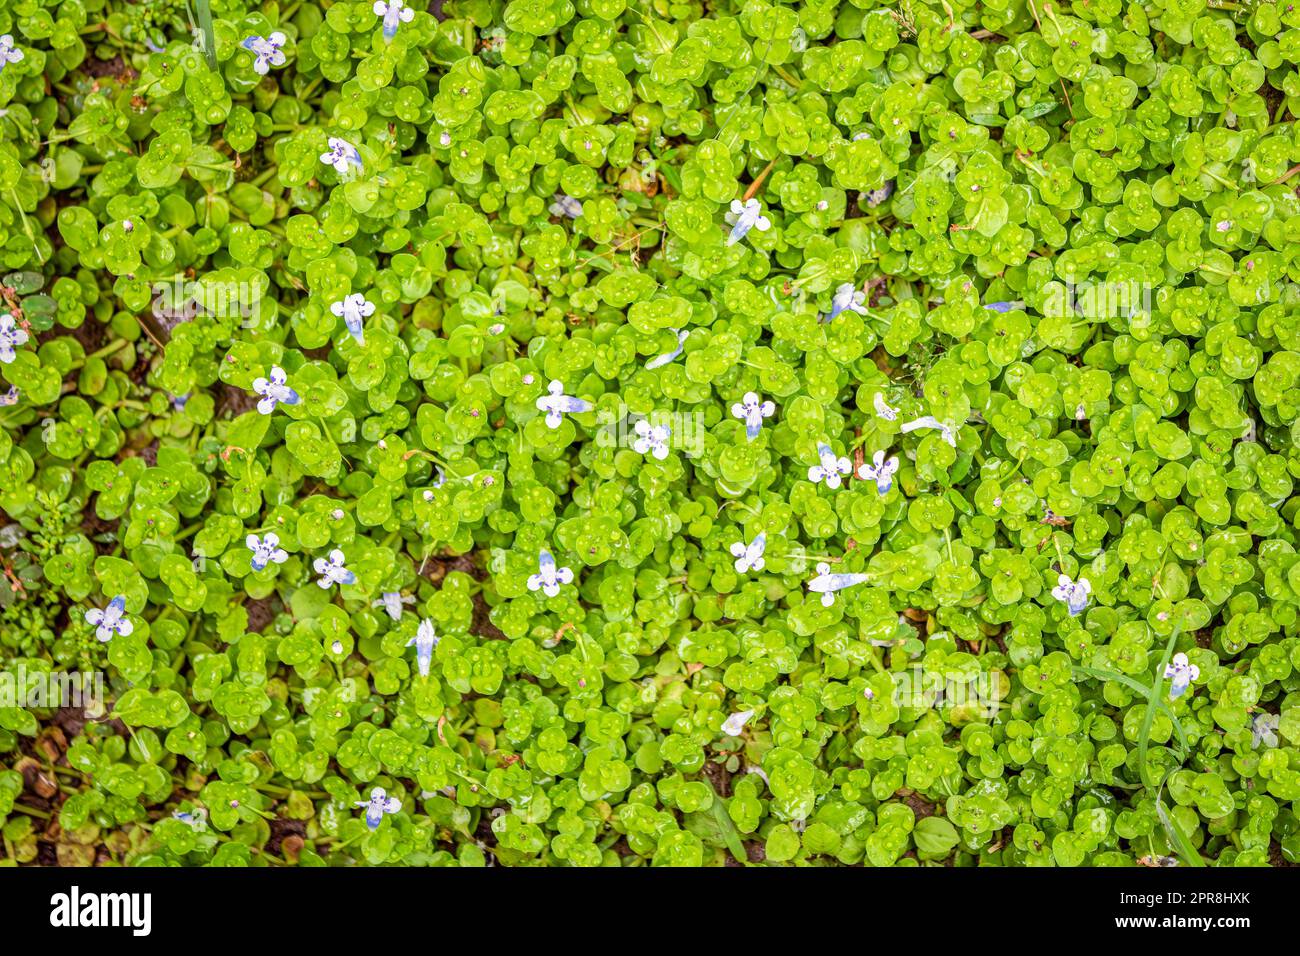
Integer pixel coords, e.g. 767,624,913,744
1164,652,1200,700
633,419,672,460
85,596,133,643
373,591,415,621
807,442,852,489
549,193,583,219
807,562,870,607
354,787,401,830
0,35,24,70
857,450,899,495
251,365,300,415
0,385,18,406
330,293,375,345
1050,573,1091,616
406,619,439,677
730,533,766,574
873,392,899,422
373,0,414,40
246,532,288,572
240,32,286,75
720,709,755,737
313,549,357,589
536,380,591,429
320,136,362,175
731,391,775,441
646,328,689,370
527,549,573,597
725,197,771,246
828,282,868,320
0,314,29,364
900,415,957,447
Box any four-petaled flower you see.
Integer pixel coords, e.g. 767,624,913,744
1252,712,1279,749
252,366,300,415
720,709,755,737
807,562,870,607
0,385,18,406
857,450,899,495
873,392,898,422
355,787,401,830
808,442,852,489
406,619,439,677
0,314,29,364
172,808,208,832
1051,573,1091,616
527,549,573,597
646,328,688,370
900,415,957,447
828,283,868,320
536,380,591,428
240,32,286,75
320,136,362,175
633,419,672,460
0,34,24,71
725,198,771,246
731,391,775,441
373,591,415,621
85,596,133,643
1164,652,1200,700
331,293,375,346
730,533,766,574
313,549,356,589
373,0,414,40
247,532,288,572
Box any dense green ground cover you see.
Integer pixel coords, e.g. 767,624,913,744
1,0,1299,866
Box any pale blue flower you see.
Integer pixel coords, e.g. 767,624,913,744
320,137,362,175
241,32,286,75
549,194,583,219
313,549,356,589
0,34,23,71
862,180,894,207
406,618,438,677
633,419,672,460
857,450,899,495
873,392,899,422
527,549,573,597
720,709,755,737
252,365,300,415
900,415,957,446
807,442,852,489
372,0,414,40
536,380,591,428
730,533,766,574
355,787,401,830
1252,712,1279,749
983,300,1024,313
1051,573,1091,616
246,532,288,572
1164,652,1200,700
828,283,868,320
0,314,29,364
85,596,133,643
373,591,414,621
725,198,770,246
331,293,374,345
0,385,18,406
807,562,870,607
731,391,774,441
646,329,689,370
